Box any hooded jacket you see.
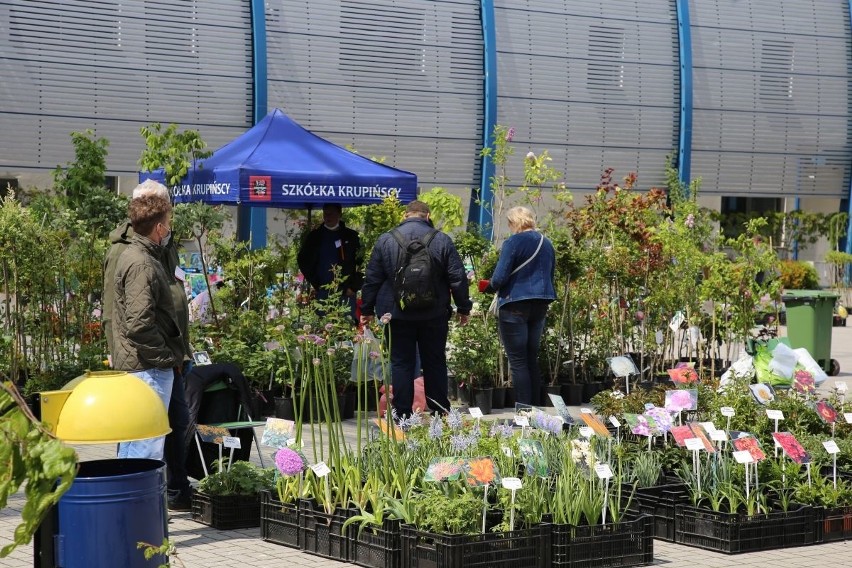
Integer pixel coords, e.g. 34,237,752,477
103,221,191,363
111,233,184,371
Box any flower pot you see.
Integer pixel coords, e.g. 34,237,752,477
491,386,506,409
447,377,459,401
274,396,296,421
458,384,471,405
504,386,516,408
343,389,356,420
581,382,599,403
473,388,493,415
561,384,584,406
541,385,561,406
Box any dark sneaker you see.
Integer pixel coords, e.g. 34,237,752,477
168,489,193,512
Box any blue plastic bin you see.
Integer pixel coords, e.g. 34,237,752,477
56,459,168,567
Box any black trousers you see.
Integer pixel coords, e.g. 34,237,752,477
389,315,450,417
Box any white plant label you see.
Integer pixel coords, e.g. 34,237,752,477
579,426,594,438
837,382,848,393
766,409,784,420
844,413,852,424
222,436,241,449
823,440,841,455
502,477,523,490
580,407,592,414
594,464,614,480
699,421,717,433
685,438,704,451
609,416,621,428
514,416,530,427
502,446,514,458
655,330,664,345
469,407,483,418
709,430,728,442
311,462,331,477
720,407,735,417
733,450,754,464
669,311,685,332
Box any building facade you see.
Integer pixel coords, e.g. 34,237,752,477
1,0,850,247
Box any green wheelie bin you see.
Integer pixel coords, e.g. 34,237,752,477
781,290,840,376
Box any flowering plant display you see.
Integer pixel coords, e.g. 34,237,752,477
793,369,815,395
667,366,698,385
664,389,698,413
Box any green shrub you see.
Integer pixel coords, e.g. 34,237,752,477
779,260,819,289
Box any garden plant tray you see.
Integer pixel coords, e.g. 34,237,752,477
191,491,261,530
298,498,351,562
259,490,300,548
349,518,402,568
550,514,654,568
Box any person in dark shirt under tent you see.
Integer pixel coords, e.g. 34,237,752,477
297,203,363,323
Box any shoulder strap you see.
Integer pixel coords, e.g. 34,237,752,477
510,233,545,276
390,228,407,249
422,229,438,248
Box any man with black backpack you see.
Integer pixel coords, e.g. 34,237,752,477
360,200,472,417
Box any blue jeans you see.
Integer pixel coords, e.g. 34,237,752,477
389,315,450,416
118,368,174,460
498,300,550,406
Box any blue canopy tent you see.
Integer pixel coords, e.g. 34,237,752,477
139,108,418,245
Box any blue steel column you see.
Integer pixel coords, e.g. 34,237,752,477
675,0,693,192
846,0,852,257
472,0,497,240
238,0,268,249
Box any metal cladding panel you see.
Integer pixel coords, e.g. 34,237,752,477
0,0,253,173
689,0,851,198
494,0,679,195
266,0,484,191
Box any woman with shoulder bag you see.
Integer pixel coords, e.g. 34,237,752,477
479,207,556,405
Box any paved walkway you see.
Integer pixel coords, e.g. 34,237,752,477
2,325,851,567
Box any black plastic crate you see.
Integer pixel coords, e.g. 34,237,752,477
551,514,654,568
400,523,550,568
674,504,815,553
298,498,351,562
628,483,689,542
815,505,852,543
349,518,402,568
191,491,261,530
259,490,300,548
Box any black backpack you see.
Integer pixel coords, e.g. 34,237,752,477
391,228,439,311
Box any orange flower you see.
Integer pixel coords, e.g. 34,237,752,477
466,458,497,486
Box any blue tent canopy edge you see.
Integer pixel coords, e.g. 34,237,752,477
139,108,418,209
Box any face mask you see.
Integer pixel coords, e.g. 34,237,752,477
160,230,172,247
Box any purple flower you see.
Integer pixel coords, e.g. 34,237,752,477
274,447,305,476
490,421,514,438
685,214,695,229
325,323,334,332
531,411,562,436
449,433,474,452
398,412,422,432
429,414,444,440
447,409,463,431
380,313,392,324
312,358,321,366
665,390,694,413
505,127,515,142
297,335,306,343
526,151,536,160
369,351,380,360
630,415,651,437
326,348,336,357
644,406,673,434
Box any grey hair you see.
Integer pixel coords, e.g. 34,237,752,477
132,179,170,200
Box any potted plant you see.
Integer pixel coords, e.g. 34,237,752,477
192,459,275,530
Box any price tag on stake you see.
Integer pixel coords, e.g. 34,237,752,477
709,430,728,442
469,407,483,418
594,464,614,480
502,477,523,490
685,438,704,451
823,440,841,455
766,409,784,421
580,407,592,414
514,416,529,427
720,407,735,417
311,462,331,478
609,416,621,428
222,436,241,449
844,413,852,424
733,450,754,464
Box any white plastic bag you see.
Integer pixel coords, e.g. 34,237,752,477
768,342,797,379
793,347,829,386
350,328,385,383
